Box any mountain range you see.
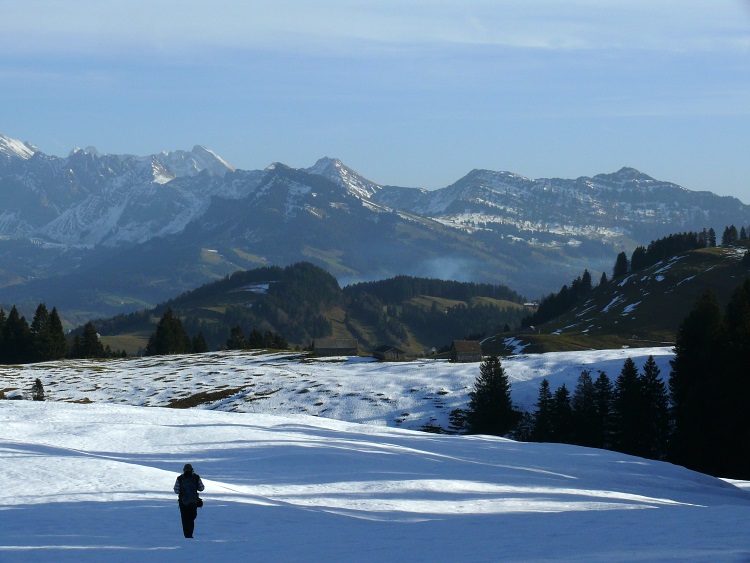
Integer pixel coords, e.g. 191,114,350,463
2,133,749,323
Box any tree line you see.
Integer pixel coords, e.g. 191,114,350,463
455,355,668,461
524,226,750,328
0,304,125,364
144,308,288,356
459,275,750,479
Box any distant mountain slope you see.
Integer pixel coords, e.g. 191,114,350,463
373,167,749,243
91,263,529,355
2,133,749,322
483,245,750,354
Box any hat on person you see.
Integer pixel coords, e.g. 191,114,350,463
183,463,194,473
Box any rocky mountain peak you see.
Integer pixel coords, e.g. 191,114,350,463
304,157,380,199
0,134,37,163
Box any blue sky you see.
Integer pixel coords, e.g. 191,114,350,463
2,1,750,201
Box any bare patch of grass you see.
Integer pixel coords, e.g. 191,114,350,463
167,387,245,409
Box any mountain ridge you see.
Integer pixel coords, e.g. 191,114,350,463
2,133,750,322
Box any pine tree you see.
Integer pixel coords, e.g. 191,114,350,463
613,251,629,278
551,384,573,443
226,326,248,350
669,290,724,474
73,321,106,359
31,378,45,401
466,356,516,436
0,308,5,360
1,306,32,364
708,227,717,247
612,357,645,456
630,246,648,271
722,225,739,245
532,378,555,442
721,279,750,476
593,371,614,449
740,226,748,241
599,272,608,287
571,370,600,447
192,332,209,353
49,308,67,359
698,228,708,248
145,309,192,356
30,303,53,362
639,355,669,460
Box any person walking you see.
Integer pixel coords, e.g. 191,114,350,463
174,463,205,538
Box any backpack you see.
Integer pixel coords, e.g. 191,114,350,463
178,474,200,507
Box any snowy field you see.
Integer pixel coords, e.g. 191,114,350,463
2,347,749,561
2,347,675,431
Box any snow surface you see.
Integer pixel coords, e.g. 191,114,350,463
2,399,749,562
0,134,36,160
2,348,674,432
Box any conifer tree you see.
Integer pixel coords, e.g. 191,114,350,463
0,308,5,358
73,321,106,359
740,226,748,241
721,279,750,476
722,225,739,245
2,306,32,364
466,356,516,436
571,370,600,447
599,272,608,287
31,378,45,401
551,384,573,443
593,371,614,449
613,251,629,278
49,308,67,359
708,227,717,247
192,332,209,353
613,357,645,456
630,246,648,271
669,290,724,474
640,355,669,460
532,378,555,442
226,326,248,350
30,303,53,362
145,309,192,356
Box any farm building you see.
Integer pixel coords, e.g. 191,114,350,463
449,340,483,363
373,345,406,361
313,338,359,357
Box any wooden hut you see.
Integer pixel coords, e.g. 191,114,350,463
449,340,483,363
373,345,406,361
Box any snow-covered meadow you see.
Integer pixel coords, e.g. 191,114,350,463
2,347,675,431
2,348,749,561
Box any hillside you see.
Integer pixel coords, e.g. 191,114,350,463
483,245,750,354
3,400,749,561
91,263,530,355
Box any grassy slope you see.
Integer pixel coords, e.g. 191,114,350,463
484,246,750,354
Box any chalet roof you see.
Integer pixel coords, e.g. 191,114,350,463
314,338,358,349
450,340,483,354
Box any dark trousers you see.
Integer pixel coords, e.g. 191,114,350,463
179,503,198,538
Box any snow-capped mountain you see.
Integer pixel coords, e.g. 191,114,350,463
0,134,37,163
371,167,748,243
0,136,244,245
2,133,749,320
304,157,382,199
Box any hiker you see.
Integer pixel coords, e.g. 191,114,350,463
174,463,205,538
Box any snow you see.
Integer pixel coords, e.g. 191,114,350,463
2,396,749,561
0,134,36,160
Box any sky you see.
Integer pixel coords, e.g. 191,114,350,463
2,1,750,201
